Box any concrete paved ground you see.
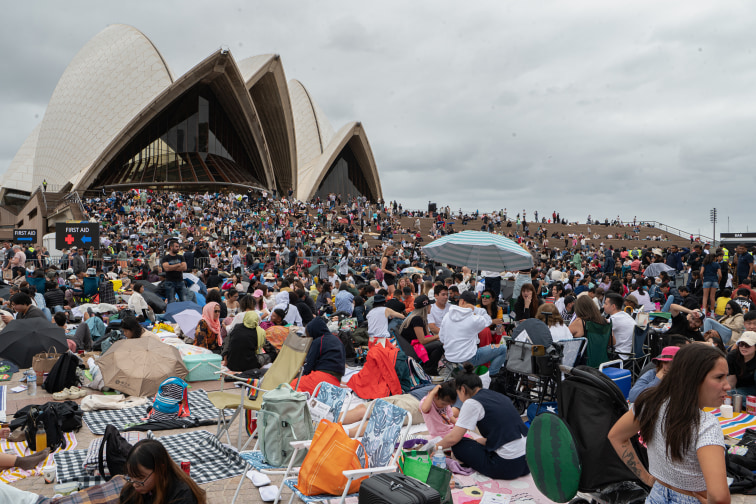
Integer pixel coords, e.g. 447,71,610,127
6,371,271,503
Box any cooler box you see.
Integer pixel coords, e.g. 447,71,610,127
183,353,222,382
602,367,631,400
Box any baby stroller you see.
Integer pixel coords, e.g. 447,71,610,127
526,365,649,504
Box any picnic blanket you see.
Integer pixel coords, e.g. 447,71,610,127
451,472,553,504
83,389,229,435
55,430,246,487
708,407,756,440
0,432,78,484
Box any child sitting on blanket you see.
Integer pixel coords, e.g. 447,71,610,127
419,382,458,438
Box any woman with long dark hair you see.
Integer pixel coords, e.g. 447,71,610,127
568,295,612,343
703,300,744,346
120,439,206,504
513,283,539,321
608,344,729,504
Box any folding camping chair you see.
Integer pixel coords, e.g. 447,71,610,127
77,276,100,304
274,398,412,504
584,320,613,368
26,275,46,294
208,328,311,449
232,382,353,503
615,325,650,382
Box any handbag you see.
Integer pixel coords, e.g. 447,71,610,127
297,419,368,496
398,450,452,504
32,347,63,374
505,340,534,374
411,340,430,363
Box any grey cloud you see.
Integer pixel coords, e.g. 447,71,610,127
2,0,756,237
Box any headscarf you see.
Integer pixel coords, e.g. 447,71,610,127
202,302,221,345
243,310,266,354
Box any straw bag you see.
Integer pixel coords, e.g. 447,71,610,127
32,348,63,374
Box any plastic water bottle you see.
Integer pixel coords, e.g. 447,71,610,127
27,373,37,396
432,447,446,470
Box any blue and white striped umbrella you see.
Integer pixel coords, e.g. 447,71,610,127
422,231,534,272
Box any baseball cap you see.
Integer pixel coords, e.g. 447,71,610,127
738,331,756,347
253,289,263,297
459,291,477,304
413,295,435,309
653,346,680,363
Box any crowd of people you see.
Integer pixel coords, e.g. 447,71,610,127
0,189,752,502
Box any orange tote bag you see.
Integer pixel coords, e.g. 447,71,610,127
297,419,369,496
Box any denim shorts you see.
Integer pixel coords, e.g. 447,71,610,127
646,482,699,504
703,280,718,289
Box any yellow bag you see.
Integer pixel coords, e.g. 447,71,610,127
154,323,175,333
297,419,368,496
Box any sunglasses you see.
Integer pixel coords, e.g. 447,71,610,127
738,342,752,348
481,295,492,299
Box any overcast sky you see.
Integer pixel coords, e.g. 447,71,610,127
2,1,755,239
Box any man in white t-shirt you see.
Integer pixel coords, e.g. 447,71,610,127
428,285,450,335
603,293,635,356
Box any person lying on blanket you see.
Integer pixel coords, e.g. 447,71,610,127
0,427,50,471
291,318,345,394
339,384,462,438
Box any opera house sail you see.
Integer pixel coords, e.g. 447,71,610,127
0,24,382,239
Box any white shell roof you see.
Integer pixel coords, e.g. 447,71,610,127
289,79,335,171
238,54,276,84
32,24,173,189
2,123,40,193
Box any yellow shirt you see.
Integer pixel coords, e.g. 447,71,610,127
715,296,730,317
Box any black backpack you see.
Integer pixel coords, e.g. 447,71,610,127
43,352,80,394
20,404,65,451
98,424,133,481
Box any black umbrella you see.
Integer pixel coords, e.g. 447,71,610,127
0,319,68,368
135,280,158,293
141,290,167,314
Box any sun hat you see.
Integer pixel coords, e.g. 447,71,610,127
652,346,680,363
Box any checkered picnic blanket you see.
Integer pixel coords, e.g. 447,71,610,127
83,389,229,435
55,430,247,487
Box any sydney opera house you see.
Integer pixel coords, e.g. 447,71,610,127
0,24,382,239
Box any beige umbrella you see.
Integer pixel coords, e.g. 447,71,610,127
98,338,188,397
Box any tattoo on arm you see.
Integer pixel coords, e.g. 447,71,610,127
621,442,643,479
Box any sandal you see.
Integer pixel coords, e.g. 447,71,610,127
52,390,71,401
66,387,86,399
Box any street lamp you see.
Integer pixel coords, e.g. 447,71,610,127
710,208,717,247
